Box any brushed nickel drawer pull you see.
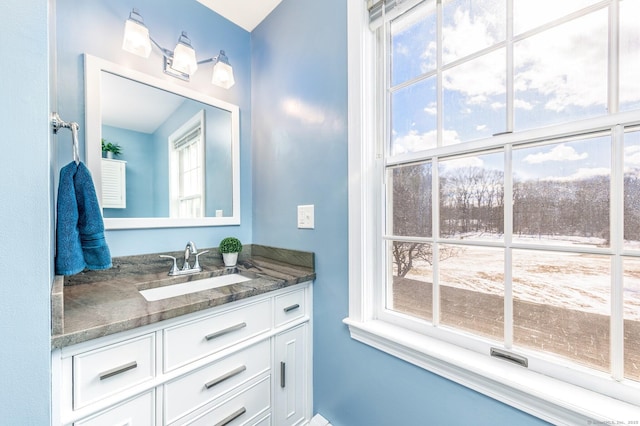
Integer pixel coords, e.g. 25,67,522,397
283,303,300,313
205,322,247,341
99,361,138,380
280,361,286,388
204,365,247,389
215,407,246,426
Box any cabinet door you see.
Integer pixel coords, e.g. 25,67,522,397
274,325,308,426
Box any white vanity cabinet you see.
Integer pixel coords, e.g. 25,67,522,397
274,325,308,426
52,282,312,426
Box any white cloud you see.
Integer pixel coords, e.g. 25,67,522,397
442,129,462,146
441,7,504,65
543,167,610,182
476,124,487,131
513,0,596,34
522,144,588,164
514,99,534,110
442,49,505,101
514,9,609,112
392,129,461,154
424,103,437,115
395,43,410,57
440,155,485,171
625,145,640,167
392,130,437,155
419,1,640,113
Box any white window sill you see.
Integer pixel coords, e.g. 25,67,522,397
343,318,640,425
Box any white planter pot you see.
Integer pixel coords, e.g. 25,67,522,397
222,252,238,267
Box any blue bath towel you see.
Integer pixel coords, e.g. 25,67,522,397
55,161,111,275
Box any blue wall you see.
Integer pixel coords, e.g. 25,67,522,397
0,0,51,423
251,0,548,425
55,0,252,255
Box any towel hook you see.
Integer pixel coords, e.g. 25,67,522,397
51,112,80,165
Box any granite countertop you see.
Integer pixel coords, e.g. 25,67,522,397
51,245,315,349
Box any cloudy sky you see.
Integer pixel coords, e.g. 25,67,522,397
389,0,640,166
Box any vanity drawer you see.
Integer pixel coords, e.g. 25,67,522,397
74,390,155,425
164,299,272,371
73,334,155,410
176,376,271,426
274,288,306,328
164,340,270,424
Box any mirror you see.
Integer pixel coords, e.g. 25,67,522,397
85,54,240,229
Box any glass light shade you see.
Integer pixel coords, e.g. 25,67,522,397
212,61,235,89
172,42,198,75
122,19,152,58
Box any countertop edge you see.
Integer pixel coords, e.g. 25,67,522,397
51,249,315,349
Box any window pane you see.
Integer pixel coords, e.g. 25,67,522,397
391,3,437,85
620,0,640,112
443,48,506,143
439,245,504,340
389,241,433,322
624,131,640,249
439,152,504,240
512,250,610,373
623,257,640,382
389,163,433,238
442,0,505,64
514,10,608,130
391,77,438,155
513,0,600,35
513,136,611,247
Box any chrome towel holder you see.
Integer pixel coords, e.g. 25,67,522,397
51,112,80,165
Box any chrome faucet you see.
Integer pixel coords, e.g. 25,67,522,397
183,241,197,270
160,241,209,276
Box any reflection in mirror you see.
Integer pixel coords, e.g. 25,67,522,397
85,54,240,229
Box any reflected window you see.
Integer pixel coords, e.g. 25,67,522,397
169,111,205,218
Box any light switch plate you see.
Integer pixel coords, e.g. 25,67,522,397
297,204,314,229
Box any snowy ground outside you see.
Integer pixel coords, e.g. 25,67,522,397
403,234,640,322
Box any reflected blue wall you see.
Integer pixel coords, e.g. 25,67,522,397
102,125,156,218
56,0,251,255
251,0,549,424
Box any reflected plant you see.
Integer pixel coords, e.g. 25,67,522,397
101,138,122,156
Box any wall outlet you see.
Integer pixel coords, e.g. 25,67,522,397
297,204,314,229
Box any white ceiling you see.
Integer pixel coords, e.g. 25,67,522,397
196,0,283,32
101,72,185,134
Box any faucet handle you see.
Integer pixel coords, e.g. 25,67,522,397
193,250,209,271
159,255,178,275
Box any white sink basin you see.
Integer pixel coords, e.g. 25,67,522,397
139,274,252,302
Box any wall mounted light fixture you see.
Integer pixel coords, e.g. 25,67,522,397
122,8,235,89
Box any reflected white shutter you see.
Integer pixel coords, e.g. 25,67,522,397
101,158,126,209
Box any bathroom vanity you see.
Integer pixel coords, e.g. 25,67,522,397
51,246,315,426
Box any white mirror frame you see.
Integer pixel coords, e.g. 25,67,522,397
84,54,241,229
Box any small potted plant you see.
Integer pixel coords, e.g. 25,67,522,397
101,138,123,159
219,237,242,267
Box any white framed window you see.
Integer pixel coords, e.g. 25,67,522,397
347,0,640,423
169,110,206,218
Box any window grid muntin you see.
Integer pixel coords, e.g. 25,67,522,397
382,0,640,388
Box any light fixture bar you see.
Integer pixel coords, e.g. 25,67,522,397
121,9,235,88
